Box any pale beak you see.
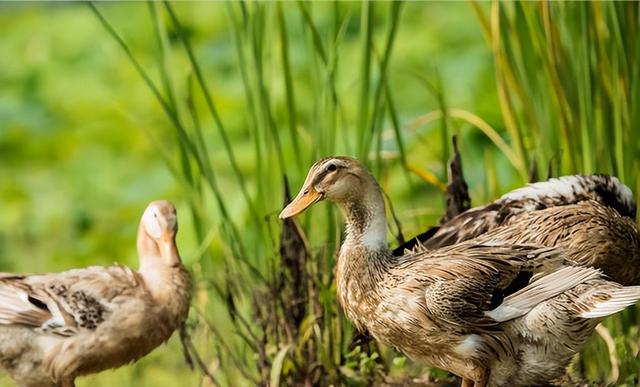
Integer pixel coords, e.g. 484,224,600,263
279,184,323,219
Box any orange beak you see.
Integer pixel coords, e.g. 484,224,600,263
279,184,323,219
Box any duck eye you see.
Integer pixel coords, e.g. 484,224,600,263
327,164,337,172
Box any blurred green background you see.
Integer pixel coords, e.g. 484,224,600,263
1,1,638,386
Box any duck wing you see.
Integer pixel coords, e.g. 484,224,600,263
0,265,142,337
484,266,603,322
416,244,612,360
419,244,563,330
0,276,55,328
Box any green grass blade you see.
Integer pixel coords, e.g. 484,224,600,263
163,2,261,227
357,2,373,162
277,3,302,169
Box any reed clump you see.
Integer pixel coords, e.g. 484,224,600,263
90,1,640,385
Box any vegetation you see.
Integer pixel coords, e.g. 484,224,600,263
0,2,638,386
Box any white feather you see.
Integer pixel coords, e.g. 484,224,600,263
500,175,635,217
486,266,602,322
501,176,586,202
580,287,640,319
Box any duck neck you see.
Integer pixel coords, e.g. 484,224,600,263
335,181,393,330
340,183,389,253
137,224,184,296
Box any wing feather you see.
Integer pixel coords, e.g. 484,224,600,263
0,283,53,327
486,266,602,322
580,286,640,319
0,265,143,336
421,244,563,329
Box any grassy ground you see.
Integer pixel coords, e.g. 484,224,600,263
0,2,638,386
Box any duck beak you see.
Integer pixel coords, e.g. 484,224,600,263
280,184,323,219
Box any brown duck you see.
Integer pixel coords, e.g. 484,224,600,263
0,200,191,387
280,157,640,386
399,175,640,285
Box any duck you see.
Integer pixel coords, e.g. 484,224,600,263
470,200,640,285
0,200,191,387
280,156,640,386
397,175,640,282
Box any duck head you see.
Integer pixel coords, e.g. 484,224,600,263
281,157,388,250
141,200,177,239
138,200,181,269
280,156,373,218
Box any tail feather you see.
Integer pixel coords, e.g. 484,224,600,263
580,287,640,319
486,266,602,322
